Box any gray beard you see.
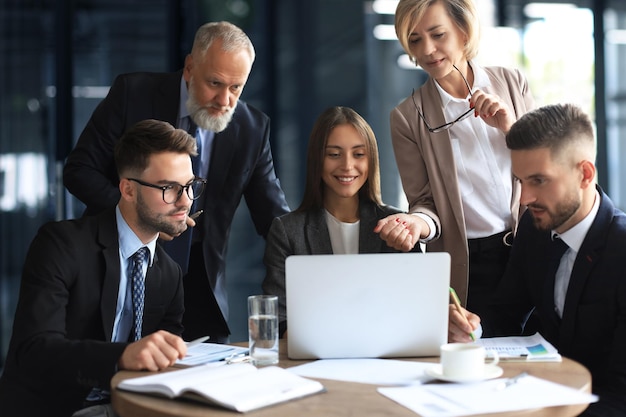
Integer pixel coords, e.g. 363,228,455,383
190,105,235,132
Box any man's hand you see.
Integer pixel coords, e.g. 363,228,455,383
118,330,187,371
374,213,428,252
448,304,480,343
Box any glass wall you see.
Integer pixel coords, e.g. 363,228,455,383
605,2,626,208
0,0,171,365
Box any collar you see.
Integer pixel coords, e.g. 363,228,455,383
434,60,492,108
116,206,157,265
551,190,601,252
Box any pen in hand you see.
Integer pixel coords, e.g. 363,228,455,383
186,336,210,348
449,287,475,341
189,210,203,221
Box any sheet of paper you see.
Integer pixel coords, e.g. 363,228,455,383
288,358,434,386
475,332,561,361
378,374,597,417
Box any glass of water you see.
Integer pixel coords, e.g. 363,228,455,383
247,295,279,366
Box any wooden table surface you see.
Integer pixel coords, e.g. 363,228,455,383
111,339,592,417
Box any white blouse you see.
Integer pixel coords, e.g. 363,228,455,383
325,210,360,254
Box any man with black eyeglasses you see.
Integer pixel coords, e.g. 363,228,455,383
0,120,196,417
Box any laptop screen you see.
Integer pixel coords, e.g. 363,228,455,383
285,252,450,359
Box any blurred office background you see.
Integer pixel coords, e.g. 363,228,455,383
1,0,625,365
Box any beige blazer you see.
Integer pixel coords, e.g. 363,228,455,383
390,66,534,305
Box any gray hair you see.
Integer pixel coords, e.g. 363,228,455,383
191,21,255,62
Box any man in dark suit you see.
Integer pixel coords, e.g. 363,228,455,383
63,21,290,342
0,120,196,416
449,103,626,416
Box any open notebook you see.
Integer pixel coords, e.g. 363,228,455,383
285,252,450,359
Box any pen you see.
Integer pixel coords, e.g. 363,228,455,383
226,354,251,365
186,335,210,347
449,287,475,341
189,210,204,220
495,371,529,391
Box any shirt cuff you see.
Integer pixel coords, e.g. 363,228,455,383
412,212,437,242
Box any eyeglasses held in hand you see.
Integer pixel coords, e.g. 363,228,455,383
413,64,474,133
127,177,207,204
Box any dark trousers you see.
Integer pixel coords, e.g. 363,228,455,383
182,243,230,343
466,231,511,320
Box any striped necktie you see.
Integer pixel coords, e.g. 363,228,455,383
130,247,149,341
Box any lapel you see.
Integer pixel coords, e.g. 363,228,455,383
559,189,609,348
535,232,564,333
304,209,333,254
97,209,122,342
143,249,163,315
359,201,382,253
419,80,465,239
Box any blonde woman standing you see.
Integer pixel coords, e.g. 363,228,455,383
375,0,534,318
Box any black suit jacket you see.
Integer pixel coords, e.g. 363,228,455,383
483,187,626,416
63,70,290,333
0,208,184,417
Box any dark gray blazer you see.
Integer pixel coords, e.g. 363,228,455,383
262,200,421,333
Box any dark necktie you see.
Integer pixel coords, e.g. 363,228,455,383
187,118,202,178
130,247,149,341
551,236,570,316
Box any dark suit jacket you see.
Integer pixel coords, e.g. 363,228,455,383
262,200,421,333
63,70,289,334
0,208,184,417
483,187,626,416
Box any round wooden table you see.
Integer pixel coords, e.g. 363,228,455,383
111,340,592,417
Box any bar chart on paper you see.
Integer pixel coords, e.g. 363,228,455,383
476,333,561,362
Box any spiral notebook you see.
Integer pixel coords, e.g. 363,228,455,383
285,252,450,359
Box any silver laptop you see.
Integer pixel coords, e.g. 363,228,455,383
285,252,450,359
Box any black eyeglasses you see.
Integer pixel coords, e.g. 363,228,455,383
413,64,474,133
127,177,207,204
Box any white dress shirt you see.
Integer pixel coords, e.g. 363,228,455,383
552,190,600,318
434,61,514,239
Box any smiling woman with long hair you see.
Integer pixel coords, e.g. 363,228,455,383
262,106,420,336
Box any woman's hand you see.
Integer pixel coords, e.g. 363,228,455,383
469,89,516,134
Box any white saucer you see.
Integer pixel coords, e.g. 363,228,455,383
425,364,503,383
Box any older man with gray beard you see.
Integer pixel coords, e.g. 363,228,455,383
63,21,289,343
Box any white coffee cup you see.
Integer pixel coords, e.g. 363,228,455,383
440,343,499,379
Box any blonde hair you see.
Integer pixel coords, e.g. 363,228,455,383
395,0,480,64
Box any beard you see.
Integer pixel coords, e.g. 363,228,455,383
528,192,580,231
186,78,236,133
136,191,189,237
